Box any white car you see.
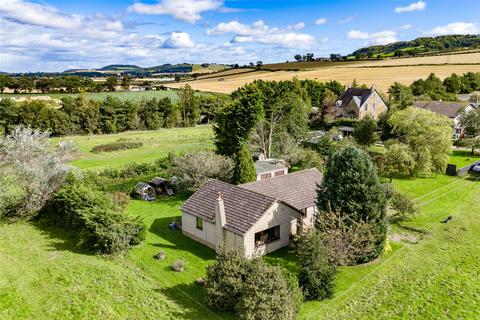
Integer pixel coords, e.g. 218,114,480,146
472,165,480,173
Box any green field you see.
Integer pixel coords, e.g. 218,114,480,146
51,126,214,169
1,141,480,319
0,89,213,102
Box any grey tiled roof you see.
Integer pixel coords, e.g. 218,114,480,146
413,101,468,118
337,88,372,108
180,179,277,235
240,168,323,211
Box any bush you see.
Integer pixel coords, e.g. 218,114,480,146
235,260,298,320
109,192,131,211
91,140,143,153
205,247,250,310
390,190,418,221
296,231,336,300
173,151,234,190
232,145,257,184
41,179,146,254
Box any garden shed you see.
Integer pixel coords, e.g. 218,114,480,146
133,182,156,200
149,177,170,194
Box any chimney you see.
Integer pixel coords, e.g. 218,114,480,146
215,192,226,251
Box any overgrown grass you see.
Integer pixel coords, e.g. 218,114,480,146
51,125,214,169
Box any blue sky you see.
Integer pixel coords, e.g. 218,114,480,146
0,0,479,72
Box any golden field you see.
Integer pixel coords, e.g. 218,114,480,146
167,52,480,94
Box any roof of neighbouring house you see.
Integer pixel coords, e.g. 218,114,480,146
254,159,287,175
240,168,323,211
336,87,373,109
413,101,469,118
180,179,279,235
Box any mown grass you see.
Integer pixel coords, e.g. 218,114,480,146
51,125,214,170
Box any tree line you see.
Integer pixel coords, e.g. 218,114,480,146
0,85,227,136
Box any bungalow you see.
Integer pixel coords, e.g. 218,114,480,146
413,101,478,139
180,168,322,258
334,86,387,120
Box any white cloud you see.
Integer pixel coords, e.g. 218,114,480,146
348,29,398,45
163,32,195,48
314,17,327,25
288,22,305,31
395,1,426,13
424,22,480,36
128,0,222,24
398,24,413,30
207,20,315,48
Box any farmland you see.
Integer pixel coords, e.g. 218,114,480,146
0,89,213,102
51,125,214,170
166,51,480,93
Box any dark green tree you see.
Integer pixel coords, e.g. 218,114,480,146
316,146,387,261
178,84,200,127
353,115,377,146
233,145,257,184
387,82,413,109
105,76,118,92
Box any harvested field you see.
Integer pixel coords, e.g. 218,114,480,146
167,52,480,93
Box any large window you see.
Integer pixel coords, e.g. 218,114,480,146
196,217,203,230
255,225,280,246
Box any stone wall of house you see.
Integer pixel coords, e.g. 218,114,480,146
181,213,217,249
244,202,299,258
359,91,387,119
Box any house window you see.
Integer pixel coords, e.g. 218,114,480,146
196,217,203,230
255,225,280,246
274,170,284,177
260,172,272,180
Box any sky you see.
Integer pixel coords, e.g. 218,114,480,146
1,0,479,72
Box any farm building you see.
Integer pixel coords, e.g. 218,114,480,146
133,182,156,200
180,168,322,258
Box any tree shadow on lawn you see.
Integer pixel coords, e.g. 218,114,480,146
149,216,216,261
32,221,93,255
154,282,234,320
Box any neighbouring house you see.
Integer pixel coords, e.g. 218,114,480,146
180,168,322,258
133,182,156,200
335,86,387,120
413,101,478,139
254,158,288,181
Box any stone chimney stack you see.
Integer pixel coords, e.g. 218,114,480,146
215,192,226,252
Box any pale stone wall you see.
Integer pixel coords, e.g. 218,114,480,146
359,91,387,119
181,213,217,249
244,202,300,258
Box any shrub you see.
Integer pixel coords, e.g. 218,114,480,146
353,115,377,146
205,247,250,310
0,127,75,220
41,179,146,254
232,145,257,184
390,190,418,222
296,231,336,300
317,146,387,261
296,148,324,171
235,260,298,320
109,192,131,211
172,259,185,272
173,151,234,190
91,140,143,153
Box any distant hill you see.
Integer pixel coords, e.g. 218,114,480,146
350,34,480,58
61,63,230,77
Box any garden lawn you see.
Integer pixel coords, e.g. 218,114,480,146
448,149,480,168
0,222,184,319
298,173,480,319
51,125,214,170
